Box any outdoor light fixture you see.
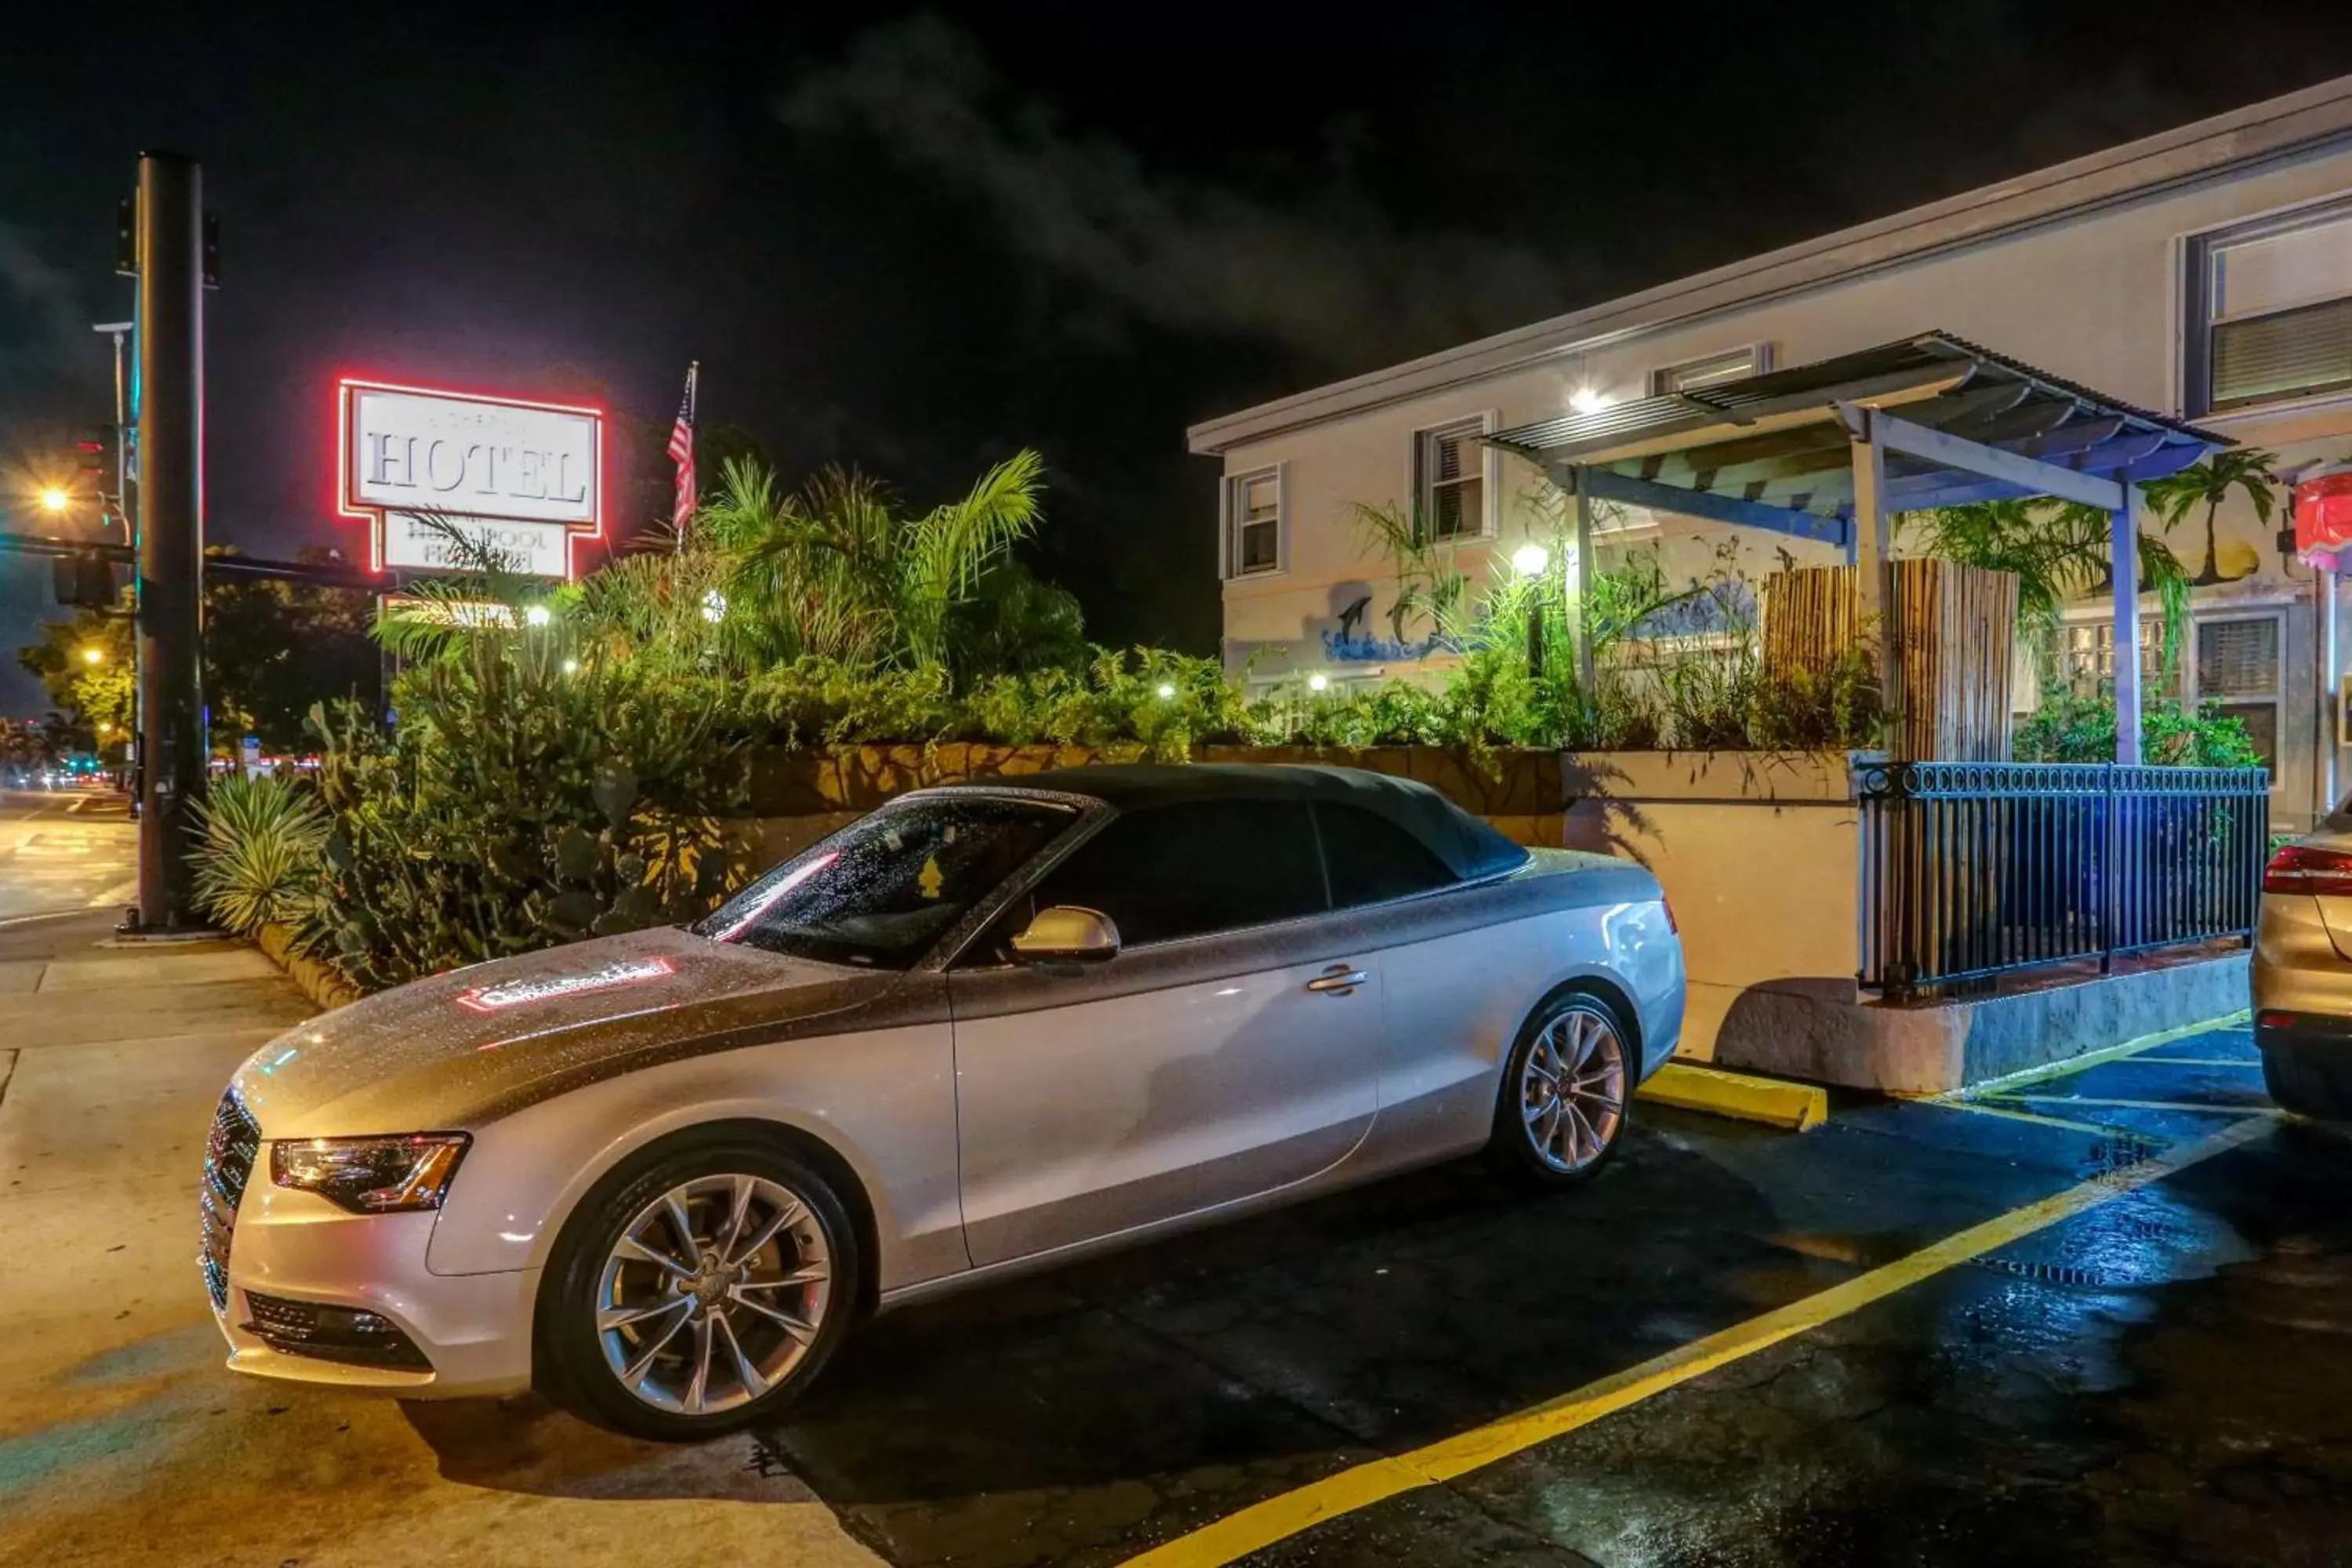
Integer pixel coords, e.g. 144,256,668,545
1308,673,1330,692
1156,682,1177,699
1512,543,1551,577
561,658,579,675
701,589,727,623
80,647,103,666
1568,387,1613,416
38,487,71,514
523,604,552,628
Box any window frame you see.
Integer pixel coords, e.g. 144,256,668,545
1010,797,1335,953
1649,343,1773,398
1221,463,1287,580
1310,800,1460,912
2183,193,2352,418
1409,412,1498,546
2187,608,2286,788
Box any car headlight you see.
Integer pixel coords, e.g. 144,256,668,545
270,1133,470,1214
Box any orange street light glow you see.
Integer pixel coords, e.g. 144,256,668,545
38,487,71,514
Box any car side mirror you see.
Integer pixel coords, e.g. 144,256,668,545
1011,906,1121,964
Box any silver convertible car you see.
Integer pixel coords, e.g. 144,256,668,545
202,764,1684,1439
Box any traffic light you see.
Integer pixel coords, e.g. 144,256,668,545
51,550,115,610
76,425,114,485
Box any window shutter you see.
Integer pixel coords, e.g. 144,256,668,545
1218,470,1232,580
2197,618,2280,698
2212,297,2352,409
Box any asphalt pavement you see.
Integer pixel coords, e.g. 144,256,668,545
0,901,2344,1567
0,787,136,922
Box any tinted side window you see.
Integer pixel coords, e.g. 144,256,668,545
1029,800,1327,946
1316,803,1459,908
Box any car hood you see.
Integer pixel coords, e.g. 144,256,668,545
230,926,902,1139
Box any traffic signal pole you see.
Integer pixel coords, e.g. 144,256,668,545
127,151,209,935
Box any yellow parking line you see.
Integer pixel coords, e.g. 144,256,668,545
1921,1012,2249,1104
1931,1098,2156,1142
1987,1095,2281,1116
1119,1116,2274,1568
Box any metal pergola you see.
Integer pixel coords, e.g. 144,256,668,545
1486,332,2231,763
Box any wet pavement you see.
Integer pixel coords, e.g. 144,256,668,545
749,1022,2351,1568
2,904,2347,1566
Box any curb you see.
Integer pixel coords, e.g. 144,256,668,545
1638,1061,1829,1131
253,922,365,1013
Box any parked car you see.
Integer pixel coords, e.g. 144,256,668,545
201,764,1685,1438
2253,828,2352,1117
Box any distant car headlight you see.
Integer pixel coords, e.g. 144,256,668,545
270,1133,471,1214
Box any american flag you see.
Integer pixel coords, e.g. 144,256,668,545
666,361,699,538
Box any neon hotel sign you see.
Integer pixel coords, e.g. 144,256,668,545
337,379,604,579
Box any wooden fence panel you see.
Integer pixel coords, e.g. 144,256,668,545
1763,561,2019,761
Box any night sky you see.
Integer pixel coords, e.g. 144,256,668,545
6,2,2351,716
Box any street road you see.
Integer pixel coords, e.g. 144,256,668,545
0,911,2345,1566
0,788,136,922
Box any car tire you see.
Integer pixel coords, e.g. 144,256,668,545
2261,1043,2352,1120
1486,989,1634,1189
535,1130,860,1441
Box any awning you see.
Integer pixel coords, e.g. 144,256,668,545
1486,332,2231,550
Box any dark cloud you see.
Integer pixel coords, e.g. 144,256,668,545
779,15,1572,370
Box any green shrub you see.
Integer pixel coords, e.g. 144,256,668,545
190,774,332,937
2013,692,2264,768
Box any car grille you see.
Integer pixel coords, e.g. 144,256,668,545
199,1091,262,1312
241,1290,432,1370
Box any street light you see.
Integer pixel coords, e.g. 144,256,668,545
80,646,104,666
39,487,71,514
1511,543,1552,678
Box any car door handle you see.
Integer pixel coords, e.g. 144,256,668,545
1305,964,1367,995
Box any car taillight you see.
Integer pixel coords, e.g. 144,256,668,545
2262,844,2352,896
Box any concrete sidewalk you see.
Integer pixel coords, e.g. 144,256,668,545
0,910,880,1568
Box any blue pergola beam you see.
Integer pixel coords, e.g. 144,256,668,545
1572,464,1853,549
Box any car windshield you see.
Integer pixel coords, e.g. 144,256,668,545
695,795,1075,969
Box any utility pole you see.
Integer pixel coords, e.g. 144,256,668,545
125,151,208,935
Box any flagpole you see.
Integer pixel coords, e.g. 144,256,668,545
671,359,699,555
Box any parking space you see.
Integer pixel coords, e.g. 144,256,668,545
740,1015,2345,1568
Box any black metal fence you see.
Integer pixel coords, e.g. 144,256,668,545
1857,760,2270,999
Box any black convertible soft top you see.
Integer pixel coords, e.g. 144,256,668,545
942,762,1530,883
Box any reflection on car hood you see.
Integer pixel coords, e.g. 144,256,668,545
231,926,897,1139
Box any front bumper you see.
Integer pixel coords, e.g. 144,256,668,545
207,1134,539,1399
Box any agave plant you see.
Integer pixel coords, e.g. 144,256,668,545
190,774,332,937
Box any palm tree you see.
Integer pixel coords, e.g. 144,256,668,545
2142,449,2281,586
699,451,1047,669
1907,498,2191,684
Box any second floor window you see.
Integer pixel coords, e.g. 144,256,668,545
1414,417,1487,543
1651,345,1769,396
1226,467,1283,577
2189,199,2352,415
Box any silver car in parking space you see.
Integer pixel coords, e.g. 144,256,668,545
202,764,1685,1439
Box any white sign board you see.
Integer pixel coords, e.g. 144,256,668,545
380,514,574,576
338,379,603,579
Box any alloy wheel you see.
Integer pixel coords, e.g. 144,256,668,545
593,1172,833,1416
1519,1003,1627,1173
